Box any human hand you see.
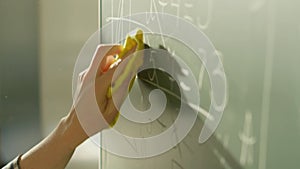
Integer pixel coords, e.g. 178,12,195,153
72,32,144,139
18,32,144,169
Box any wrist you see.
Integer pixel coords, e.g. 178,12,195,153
61,108,89,150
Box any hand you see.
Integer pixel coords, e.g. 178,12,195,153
18,39,143,169
71,43,142,139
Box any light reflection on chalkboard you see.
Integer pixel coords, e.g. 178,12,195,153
249,0,266,12
183,2,193,8
258,1,276,168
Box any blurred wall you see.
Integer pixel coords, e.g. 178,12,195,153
1,0,101,168
38,0,99,168
0,0,41,164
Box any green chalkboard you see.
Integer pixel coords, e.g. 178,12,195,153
98,0,300,169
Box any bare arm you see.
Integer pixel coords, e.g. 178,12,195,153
20,110,87,169
6,30,145,169
17,39,142,169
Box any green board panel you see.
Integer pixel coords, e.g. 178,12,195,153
98,0,300,169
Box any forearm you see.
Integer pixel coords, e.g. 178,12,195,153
19,110,88,169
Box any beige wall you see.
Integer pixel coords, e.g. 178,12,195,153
39,0,99,168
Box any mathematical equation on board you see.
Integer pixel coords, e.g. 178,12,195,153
106,0,213,31
99,0,274,168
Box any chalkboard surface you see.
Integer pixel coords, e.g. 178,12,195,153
99,0,300,169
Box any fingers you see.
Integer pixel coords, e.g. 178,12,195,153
92,31,145,127
96,68,134,126
100,55,115,73
88,44,122,76
100,40,141,99
90,33,142,78
94,66,118,105
93,46,138,99
95,54,139,111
